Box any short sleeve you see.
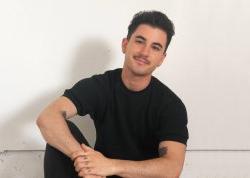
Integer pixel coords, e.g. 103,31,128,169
62,75,106,120
155,98,189,145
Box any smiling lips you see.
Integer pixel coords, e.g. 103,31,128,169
134,56,150,65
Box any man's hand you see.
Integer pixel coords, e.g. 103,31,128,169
71,144,116,177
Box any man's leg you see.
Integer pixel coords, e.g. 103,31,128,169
44,120,90,178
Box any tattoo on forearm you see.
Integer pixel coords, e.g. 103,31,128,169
61,110,67,119
158,146,168,157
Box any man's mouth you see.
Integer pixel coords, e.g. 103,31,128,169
133,56,149,65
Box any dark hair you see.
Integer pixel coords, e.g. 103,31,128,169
127,10,175,53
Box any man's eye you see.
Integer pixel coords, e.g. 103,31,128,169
135,40,143,44
152,46,160,51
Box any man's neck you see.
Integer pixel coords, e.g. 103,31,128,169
121,68,152,92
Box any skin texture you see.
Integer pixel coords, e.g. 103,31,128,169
158,146,168,157
121,24,167,92
72,142,186,178
37,97,103,178
37,24,186,178
71,24,187,178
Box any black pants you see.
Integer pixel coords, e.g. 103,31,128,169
44,120,90,178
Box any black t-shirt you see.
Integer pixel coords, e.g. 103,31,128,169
63,68,188,171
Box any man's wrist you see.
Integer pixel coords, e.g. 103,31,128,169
69,145,84,160
110,159,125,176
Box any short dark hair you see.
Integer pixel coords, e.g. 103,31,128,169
127,10,175,53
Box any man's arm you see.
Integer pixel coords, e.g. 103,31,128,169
73,141,186,178
114,141,186,178
36,96,82,158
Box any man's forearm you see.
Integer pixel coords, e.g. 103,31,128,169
36,111,82,158
112,157,182,178
71,141,185,178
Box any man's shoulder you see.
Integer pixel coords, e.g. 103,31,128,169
70,68,120,92
72,68,119,96
89,68,121,87
91,68,121,80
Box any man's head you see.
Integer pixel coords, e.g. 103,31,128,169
122,11,175,77
127,10,175,53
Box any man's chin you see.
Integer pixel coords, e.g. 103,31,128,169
131,69,152,77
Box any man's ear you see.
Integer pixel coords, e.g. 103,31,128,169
122,38,128,53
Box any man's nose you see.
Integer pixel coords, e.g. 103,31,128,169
140,45,150,57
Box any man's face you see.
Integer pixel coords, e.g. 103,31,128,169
122,24,167,77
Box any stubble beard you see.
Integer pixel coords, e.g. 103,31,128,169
128,63,155,77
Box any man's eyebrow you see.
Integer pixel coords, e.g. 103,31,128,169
135,35,146,41
135,35,163,49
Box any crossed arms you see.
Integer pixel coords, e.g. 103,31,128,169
37,96,186,178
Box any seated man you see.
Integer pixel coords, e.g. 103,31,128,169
37,10,189,178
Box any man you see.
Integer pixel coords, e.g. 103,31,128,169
37,10,189,178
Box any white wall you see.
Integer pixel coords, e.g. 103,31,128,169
0,0,250,177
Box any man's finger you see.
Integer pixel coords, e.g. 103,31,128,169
78,167,92,177
71,150,88,161
75,161,91,172
74,156,91,167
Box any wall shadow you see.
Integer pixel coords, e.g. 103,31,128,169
0,38,115,150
